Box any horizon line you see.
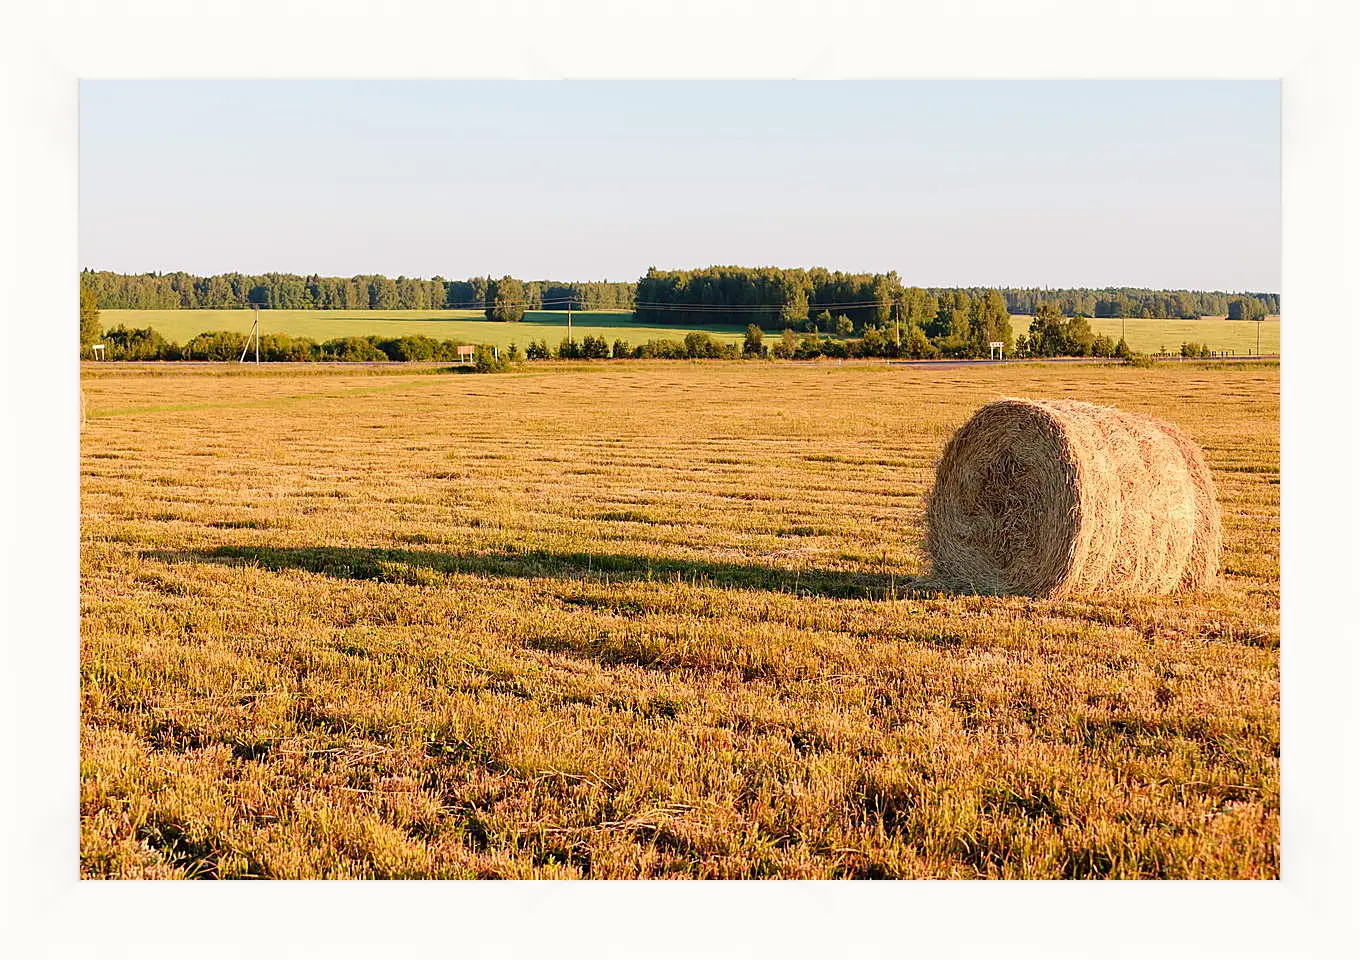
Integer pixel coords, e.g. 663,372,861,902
79,266,1281,297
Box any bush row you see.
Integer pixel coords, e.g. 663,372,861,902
93,328,509,366
91,323,1154,367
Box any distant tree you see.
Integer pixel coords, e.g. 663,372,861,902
557,337,583,360
1029,303,1094,357
1091,333,1116,357
861,325,892,357
369,277,399,310
970,290,1013,355
1114,337,1132,359
743,324,765,357
580,334,610,359
771,328,798,359
904,325,937,359
870,273,896,330
486,276,526,322
430,276,448,309
1061,315,1096,356
525,339,551,360
80,286,101,353
1228,298,1262,321
795,334,825,360
834,314,854,338
775,273,811,329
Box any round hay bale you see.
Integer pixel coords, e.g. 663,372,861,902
1154,416,1223,593
923,398,1221,597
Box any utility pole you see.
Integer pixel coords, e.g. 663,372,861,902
567,296,573,343
1256,316,1261,357
239,304,261,363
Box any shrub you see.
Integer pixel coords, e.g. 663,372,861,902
612,339,632,359
935,335,973,358
525,339,551,360
742,325,765,358
184,329,248,361
635,338,688,360
257,332,319,361
770,328,799,359
905,325,938,359
102,325,180,360
859,325,891,357
557,338,583,360
580,334,610,359
473,344,507,373
683,331,724,358
320,336,388,362
376,334,441,361
795,334,825,360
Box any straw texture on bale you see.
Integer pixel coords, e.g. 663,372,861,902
924,398,1221,597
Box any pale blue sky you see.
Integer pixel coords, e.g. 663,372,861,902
79,80,1280,291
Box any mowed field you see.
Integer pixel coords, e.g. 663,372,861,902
80,360,1279,879
100,309,749,352
102,308,1280,357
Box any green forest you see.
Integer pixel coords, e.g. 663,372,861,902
81,267,1278,321
79,270,635,313
79,267,1279,362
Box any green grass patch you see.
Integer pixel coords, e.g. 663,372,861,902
102,308,750,352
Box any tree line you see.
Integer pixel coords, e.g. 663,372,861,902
980,286,1278,319
82,268,1277,322
79,266,1279,362
79,270,636,312
633,266,1277,327
634,267,1008,358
